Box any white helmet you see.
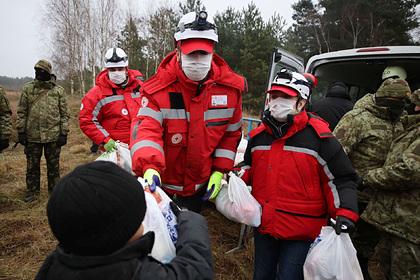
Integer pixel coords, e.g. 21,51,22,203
268,69,311,100
174,11,218,42
382,66,407,80
104,47,128,68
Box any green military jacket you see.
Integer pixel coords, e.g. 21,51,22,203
362,113,420,244
16,79,69,143
334,94,405,202
0,87,12,140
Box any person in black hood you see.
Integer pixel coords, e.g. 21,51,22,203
311,81,354,130
35,161,214,280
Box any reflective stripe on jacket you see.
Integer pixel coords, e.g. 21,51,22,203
131,51,246,196
79,69,142,145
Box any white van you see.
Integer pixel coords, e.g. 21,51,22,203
266,46,420,104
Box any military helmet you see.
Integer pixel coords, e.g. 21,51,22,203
34,59,52,74
382,66,407,80
411,89,420,106
376,78,411,100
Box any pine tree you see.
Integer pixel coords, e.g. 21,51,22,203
117,15,146,72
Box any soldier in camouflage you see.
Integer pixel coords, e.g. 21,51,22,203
334,78,411,278
361,89,420,280
16,60,69,202
0,86,12,152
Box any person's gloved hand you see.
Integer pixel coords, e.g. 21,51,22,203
0,139,9,152
144,168,161,192
18,132,27,146
332,216,355,235
57,134,67,146
90,142,99,153
103,139,116,152
203,171,223,201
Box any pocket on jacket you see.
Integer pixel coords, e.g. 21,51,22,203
165,121,188,147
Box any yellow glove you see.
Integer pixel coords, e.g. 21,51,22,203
204,171,224,201
144,169,161,192
103,139,116,152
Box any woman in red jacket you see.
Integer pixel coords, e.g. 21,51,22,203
79,47,143,151
240,69,359,280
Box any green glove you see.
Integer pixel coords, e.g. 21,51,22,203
144,168,161,192
205,171,224,200
104,139,116,152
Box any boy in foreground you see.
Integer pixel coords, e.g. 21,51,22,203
36,161,214,280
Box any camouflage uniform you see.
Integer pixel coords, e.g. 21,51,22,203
0,86,12,151
16,60,69,200
334,78,411,275
361,90,420,280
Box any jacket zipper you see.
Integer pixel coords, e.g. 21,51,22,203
196,83,203,96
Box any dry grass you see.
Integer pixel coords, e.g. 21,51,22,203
0,92,254,279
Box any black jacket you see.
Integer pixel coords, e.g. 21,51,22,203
35,211,214,280
311,82,354,130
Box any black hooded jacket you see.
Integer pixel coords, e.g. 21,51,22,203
311,81,354,130
35,211,214,280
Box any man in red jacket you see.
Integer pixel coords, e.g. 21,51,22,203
240,69,359,280
130,11,246,212
79,47,143,151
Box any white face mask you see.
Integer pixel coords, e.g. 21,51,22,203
108,70,127,85
181,52,212,81
268,97,299,122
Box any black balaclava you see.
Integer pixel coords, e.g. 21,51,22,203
35,67,51,81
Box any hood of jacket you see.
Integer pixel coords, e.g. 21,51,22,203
95,68,140,90
325,82,351,100
56,232,154,269
152,50,246,92
353,93,397,121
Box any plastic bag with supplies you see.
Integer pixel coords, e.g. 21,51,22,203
215,172,261,227
95,141,132,173
304,226,363,280
138,178,178,263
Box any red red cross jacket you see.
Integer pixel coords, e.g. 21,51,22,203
241,111,359,241
79,69,143,145
130,51,246,197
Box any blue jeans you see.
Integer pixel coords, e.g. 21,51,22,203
253,230,311,280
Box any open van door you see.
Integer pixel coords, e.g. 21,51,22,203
264,48,304,109
305,46,420,104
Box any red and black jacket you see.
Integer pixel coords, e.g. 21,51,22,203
241,111,359,241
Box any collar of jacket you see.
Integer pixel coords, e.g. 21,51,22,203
152,50,245,94
95,68,138,91
33,79,54,89
353,93,398,121
55,231,155,269
262,110,309,139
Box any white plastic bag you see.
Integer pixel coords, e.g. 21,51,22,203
142,191,176,263
215,172,261,227
138,178,178,263
234,137,248,165
95,142,132,173
304,226,363,280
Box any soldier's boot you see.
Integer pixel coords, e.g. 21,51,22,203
45,142,61,194
24,142,42,203
24,191,39,203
